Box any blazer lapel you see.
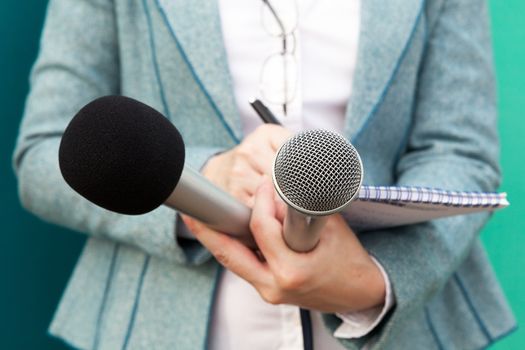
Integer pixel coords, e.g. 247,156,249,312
155,0,242,142
155,0,425,143
346,0,425,141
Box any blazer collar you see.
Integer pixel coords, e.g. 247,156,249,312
156,0,424,143
346,0,425,142
155,0,243,142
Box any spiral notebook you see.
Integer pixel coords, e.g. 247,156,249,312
342,186,509,231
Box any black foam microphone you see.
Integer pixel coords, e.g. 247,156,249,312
59,95,255,248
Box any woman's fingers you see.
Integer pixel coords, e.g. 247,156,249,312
242,124,292,175
239,143,275,176
228,166,264,199
250,179,290,263
181,215,271,287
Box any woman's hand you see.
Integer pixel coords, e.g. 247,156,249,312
202,124,291,207
182,179,386,313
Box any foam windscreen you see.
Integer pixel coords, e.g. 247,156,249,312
59,95,185,215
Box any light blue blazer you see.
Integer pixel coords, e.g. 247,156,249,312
14,0,516,349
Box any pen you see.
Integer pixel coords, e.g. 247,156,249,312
249,98,282,125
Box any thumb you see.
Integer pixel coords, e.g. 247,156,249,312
250,178,289,261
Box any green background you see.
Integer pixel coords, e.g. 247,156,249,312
0,1,523,349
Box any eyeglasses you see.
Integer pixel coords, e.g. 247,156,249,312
259,0,299,116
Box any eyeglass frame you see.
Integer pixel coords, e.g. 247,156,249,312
259,0,299,116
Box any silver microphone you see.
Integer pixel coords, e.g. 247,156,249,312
272,130,364,252
164,166,255,248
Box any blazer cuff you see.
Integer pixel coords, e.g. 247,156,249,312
334,256,395,339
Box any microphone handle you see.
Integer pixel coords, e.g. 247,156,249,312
165,166,256,249
283,209,327,252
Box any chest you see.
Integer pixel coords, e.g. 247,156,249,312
115,0,431,185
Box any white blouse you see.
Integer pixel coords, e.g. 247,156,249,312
206,1,394,349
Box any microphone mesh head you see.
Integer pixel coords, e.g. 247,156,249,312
59,95,185,215
273,130,363,215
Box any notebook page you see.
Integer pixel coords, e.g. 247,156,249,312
341,186,509,231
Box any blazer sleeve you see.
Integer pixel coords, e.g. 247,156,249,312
13,0,219,265
325,0,501,348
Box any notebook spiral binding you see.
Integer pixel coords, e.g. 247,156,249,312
357,186,508,209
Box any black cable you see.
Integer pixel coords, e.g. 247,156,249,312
300,308,314,350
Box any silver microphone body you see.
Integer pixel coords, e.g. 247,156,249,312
165,166,256,248
282,211,328,252
273,130,364,252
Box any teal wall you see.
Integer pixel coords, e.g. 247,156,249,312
0,1,523,349
0,2,85,349
482,1,525,349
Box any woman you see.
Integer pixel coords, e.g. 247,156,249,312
14,0,515,349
